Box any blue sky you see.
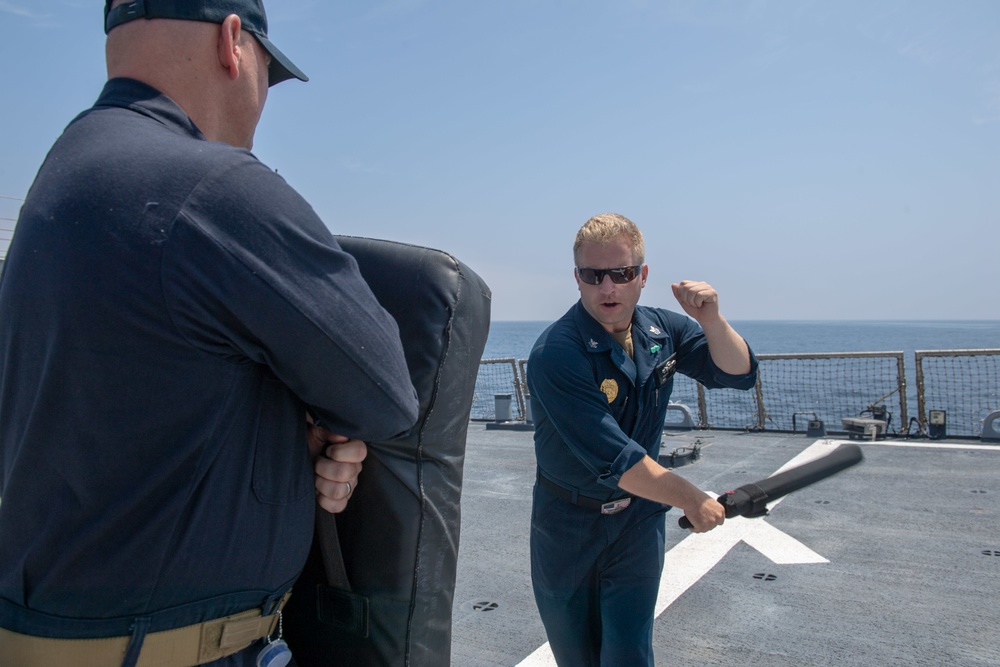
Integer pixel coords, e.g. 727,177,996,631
1,1,997,321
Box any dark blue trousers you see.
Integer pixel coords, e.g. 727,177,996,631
530,483,668,667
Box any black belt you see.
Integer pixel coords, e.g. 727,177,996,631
536,471,633,514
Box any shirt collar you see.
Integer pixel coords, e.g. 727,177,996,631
631,307,669,346
92,77,206,142
571,300,613,353
571,301,671,351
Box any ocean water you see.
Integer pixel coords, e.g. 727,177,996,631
483,319,1000,360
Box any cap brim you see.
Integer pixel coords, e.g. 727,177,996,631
257,34,308,87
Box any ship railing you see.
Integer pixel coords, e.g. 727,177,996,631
914,349,1000,438
472,358,527,422
473,348,1000,439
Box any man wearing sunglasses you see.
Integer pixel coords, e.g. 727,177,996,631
527,213,758,666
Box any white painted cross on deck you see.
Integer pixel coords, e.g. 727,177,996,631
516,440,841,667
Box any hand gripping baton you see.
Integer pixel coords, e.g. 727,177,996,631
678,443,863,529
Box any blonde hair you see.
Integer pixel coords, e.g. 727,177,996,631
573,213,645,265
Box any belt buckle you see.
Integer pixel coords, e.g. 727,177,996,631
600,498,631,515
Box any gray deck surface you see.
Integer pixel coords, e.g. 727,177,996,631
451,424,1000,666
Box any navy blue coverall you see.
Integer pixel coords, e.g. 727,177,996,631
0,78,419,665
527,301,758,666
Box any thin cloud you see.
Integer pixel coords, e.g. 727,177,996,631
897,38,944,66
0,1,50,19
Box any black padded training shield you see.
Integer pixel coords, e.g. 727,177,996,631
284,237,491,666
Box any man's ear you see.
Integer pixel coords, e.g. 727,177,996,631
218,14,242,81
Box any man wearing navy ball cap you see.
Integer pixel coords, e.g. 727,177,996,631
104,0,309,87
0,1,419,665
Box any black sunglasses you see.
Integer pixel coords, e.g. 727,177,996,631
576,265,642,285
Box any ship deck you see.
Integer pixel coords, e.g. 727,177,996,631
451,424,1000,666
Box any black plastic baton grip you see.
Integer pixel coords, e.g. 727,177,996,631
678,443,863,529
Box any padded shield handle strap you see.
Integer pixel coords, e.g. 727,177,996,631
315,512,350,590
314,511,370,638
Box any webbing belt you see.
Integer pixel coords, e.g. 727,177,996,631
0,592,290,667
536,471,633,514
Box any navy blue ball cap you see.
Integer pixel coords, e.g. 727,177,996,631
104,0,308,86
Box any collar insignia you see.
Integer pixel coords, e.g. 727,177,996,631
589,338,599,349
649,325,662,335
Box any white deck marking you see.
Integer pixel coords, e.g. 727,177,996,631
859,439,1000,451
653,439,838,616
516,643,559,666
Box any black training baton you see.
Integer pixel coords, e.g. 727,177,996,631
678,443,863,529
